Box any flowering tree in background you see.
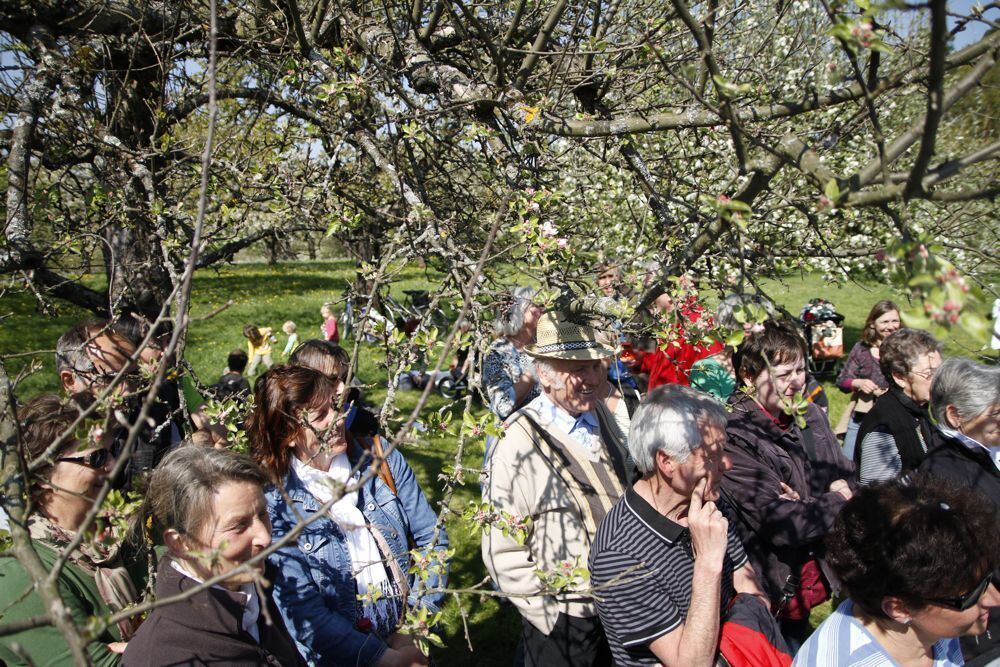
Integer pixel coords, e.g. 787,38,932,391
0,0,998,661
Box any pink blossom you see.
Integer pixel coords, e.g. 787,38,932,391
539,220,558,238
556,238,569,249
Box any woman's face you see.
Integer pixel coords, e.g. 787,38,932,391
958,402,1000,446
909,579,1000,642
872,310,901,342
185,481,272,590
749,355,807,416
521,304,542,338
44,442,115,529
895,351,942,405
292,384,349,471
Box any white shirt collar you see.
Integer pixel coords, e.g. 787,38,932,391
938,426,1000,473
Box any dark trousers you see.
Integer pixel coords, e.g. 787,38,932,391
521,613,612,667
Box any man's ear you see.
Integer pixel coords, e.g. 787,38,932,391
655,450,675,479
881,596,912,626
59,369,77,394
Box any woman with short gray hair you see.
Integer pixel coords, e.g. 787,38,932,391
855,328,943,485
918,356,1000,664
483,287,542,419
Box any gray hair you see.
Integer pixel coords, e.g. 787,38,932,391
55,318,107,375
929,357,1000,427
715,293,775,331
494,287,536,337
879,328,941,382
533,358,563,390
628,384,728,473
145,446,267,538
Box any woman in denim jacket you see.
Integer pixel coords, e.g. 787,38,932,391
247,365,448,667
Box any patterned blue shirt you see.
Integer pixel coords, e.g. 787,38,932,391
526,392,600,453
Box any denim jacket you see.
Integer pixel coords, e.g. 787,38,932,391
265,442,449,667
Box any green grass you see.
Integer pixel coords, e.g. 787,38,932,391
0,263,994,664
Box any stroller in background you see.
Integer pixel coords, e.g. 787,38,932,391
799,298,845,378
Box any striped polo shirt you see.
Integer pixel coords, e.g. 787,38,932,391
588,486,748,666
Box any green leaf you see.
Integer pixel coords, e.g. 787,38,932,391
824,179,840,201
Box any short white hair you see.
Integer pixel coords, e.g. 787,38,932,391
628,385,728,473
534,358,564,390
930,357,1000,427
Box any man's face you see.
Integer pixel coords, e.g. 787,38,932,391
541,358,605,416
60,333,138,399
669,421,731,502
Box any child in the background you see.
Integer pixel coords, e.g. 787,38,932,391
212,349,252,401
243,324,276,375
281,320,299,358
320,303,339,343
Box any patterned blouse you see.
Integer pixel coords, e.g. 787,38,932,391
483,339,539,419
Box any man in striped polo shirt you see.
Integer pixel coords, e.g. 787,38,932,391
589,385,788,666
483,313,631,667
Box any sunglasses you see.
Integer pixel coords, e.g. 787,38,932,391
57,448,111,470
925,569,999,611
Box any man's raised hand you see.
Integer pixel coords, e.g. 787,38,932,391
688,478,728,571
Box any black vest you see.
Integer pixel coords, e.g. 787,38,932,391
856,385,938,474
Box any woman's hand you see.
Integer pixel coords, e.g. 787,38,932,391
852,379,880,395
379,634,428,667
777,482,800,501
828,479,853,501
106,642,127,654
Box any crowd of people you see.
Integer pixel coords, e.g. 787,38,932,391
1,276,998,667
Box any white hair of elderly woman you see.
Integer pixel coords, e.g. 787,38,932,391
493,286,537,338
929,357,1000,427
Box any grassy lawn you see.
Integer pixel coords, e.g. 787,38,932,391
0,262,993,664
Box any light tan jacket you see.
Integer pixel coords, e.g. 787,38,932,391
481,399,625,634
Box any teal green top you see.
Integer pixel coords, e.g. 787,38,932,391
690,357,737,402
0,541,126,666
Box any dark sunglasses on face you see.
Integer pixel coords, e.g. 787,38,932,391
925,568,999,611
57,448,111,470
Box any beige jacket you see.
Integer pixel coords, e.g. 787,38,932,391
481,399,625,634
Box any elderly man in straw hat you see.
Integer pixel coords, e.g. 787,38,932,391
482,312,632,667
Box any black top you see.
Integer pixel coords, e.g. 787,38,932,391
123,559,305,667
919,431,1000,666
856,385,940,475
588,487,747,666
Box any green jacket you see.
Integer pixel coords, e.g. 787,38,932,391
0,540,132,666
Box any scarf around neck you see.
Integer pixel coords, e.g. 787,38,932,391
27,514,141,639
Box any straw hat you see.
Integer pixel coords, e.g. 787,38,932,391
524,312,614,361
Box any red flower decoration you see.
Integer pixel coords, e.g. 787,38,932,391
356,617,373,634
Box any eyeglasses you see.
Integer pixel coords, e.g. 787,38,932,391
909,366,940,381
925,569,998,611
57,448,111,470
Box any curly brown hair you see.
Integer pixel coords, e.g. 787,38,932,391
827,473,1000,619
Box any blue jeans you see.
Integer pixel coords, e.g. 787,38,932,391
842,413,863,461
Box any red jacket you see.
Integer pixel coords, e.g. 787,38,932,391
638,305,722,389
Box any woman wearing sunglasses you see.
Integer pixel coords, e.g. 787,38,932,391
0,395,144,666
794,474,1000,666
247,365,448,667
